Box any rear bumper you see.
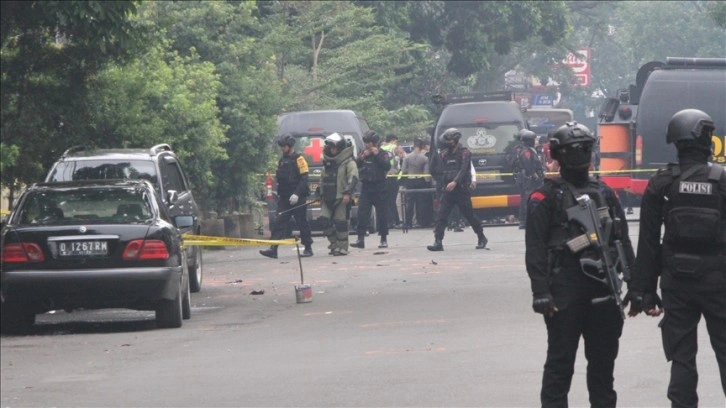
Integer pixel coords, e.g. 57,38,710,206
1,266,182,312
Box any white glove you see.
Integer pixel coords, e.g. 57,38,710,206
289,194,299,205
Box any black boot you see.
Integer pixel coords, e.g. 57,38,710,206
300,245,313,257
350,235,365,249
476,234,488,249
259,245,278,259
427,240,443,251
378,236,388,248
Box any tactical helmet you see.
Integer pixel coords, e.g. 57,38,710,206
549,122,596,150
441,128,462,143
519,129,537,145
324,132,346,152
549,122,596,170
666,109,714,146
277,133,296,147
363,130,380,145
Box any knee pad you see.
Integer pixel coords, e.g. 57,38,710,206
318,216,330,230
334,220,348,233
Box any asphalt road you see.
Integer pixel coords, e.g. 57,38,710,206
1,219,723,407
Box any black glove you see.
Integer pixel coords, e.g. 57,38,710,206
532,293,557,316
624,291,662,316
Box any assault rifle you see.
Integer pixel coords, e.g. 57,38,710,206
565,194,631,320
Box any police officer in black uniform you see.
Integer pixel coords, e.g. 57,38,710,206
260,134,313,259
525,122,635,407
351,130,391,249
427,128,487,251
626,109,726,407
516,129,545,230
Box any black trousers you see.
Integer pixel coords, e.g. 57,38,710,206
271,196,312,247
385,178,400,225
661,286,726,408
404,178,429,227
357,186,389,238
433,187,483,241
541,292,623,408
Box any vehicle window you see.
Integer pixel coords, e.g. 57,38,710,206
17,188,151,225
160,160,186,193
48,160,157,185
438,124,520,154
524,111,574,136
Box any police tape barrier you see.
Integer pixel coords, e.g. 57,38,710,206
389,168,661,179
182,234,297,247
1,209,10,216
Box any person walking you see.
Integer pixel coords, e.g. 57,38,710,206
525,121,635,407
318,133,359,256
351,130,391,249
426,128,487,251
260,134,313,259
401,137,430,229
515,129,545,229
626,109,725,407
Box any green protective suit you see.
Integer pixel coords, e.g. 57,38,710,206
320,145,359,251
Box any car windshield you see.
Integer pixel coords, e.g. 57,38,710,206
524,111,574,136
439,123,521,154
16,187,152,225
48,160,158,185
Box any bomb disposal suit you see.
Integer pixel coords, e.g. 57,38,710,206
629,109,726,407
319,133,359,255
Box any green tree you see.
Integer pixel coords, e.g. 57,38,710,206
1,0,145,198
143,1,282,212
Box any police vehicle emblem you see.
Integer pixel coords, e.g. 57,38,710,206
679,181,712,195
467,129,497,149
79,226,87,233
312,168,322,176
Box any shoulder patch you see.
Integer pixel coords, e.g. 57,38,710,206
296,155,309,174
530,191,546,203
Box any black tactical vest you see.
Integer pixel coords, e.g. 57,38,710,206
358,153,386,184
663,165,726,256
276,153,303,196
440,146,471,186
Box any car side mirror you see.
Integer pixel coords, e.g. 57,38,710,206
167,190,178,204
174,215,194,229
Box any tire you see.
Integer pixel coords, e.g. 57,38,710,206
156,285,183,329
188,247,203,293
1,304,35,334
182,276,192,320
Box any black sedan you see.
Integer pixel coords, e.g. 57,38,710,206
1,180,192,333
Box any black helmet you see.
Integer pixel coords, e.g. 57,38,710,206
363,130,380,145
324,132,346,153
277,133,296,147
549,122,596,170
440,128,462,143
666,109,714,146
549,121,596,150
519,129,537,145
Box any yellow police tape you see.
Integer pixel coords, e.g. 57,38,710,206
182,233,297,247
1,209,10,216
389,168,659,179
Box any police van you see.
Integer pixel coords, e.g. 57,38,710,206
429,92,528,218
598,57,726,196
269,110,369,233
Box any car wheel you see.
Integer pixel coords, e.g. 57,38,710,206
1,304,35,334
182,275,192,320
188,247,203,293
156,284,183,329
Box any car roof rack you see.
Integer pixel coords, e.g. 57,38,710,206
665,57,726,69
150,143,172,155
60,145,89,158
432,91,515,106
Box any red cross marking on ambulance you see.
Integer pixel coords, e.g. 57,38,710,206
304,138,324,163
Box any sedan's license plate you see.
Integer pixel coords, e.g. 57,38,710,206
58,241,108,257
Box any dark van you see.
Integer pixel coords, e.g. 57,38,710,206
598,57,726,196
430,93,527,217
269,110,369,233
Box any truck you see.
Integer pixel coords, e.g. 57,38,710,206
597,57,726,197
